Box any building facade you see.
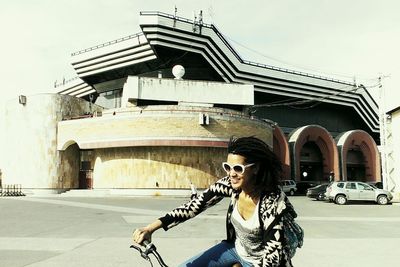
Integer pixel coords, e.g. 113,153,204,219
383,106,400,200
1,11,384,194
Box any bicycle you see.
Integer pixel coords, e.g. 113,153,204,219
130,239,168,267
131,240,245,267
131,186,197,267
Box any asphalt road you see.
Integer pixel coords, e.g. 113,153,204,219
0,194,399,266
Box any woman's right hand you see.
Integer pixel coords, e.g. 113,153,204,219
133,227,152,245
132,219,163,245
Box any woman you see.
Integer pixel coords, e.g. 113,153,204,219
133,136,298,267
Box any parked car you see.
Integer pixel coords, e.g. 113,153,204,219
325,181,393,205
306,183,329,200
279,180,297,196
295,181,321,195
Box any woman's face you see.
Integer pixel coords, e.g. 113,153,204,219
225,153,255,191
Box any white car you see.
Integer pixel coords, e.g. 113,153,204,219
326,181,393,205
280,180,297,196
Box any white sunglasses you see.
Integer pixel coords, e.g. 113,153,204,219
222,162,255,174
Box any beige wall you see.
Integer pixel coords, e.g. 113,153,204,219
90,146,227,189
58,105,273,189
2,94,100,189
58,105,273,150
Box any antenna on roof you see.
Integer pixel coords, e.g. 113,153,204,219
192,10,203,34
173,6,177,27
198,10,203,34
198,10,203,24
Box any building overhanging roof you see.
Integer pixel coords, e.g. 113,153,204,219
57,11,379,133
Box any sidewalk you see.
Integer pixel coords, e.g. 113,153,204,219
1,195,400,266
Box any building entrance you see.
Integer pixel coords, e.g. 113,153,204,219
79,150,94,189
299,142,323,181
346,150,366,181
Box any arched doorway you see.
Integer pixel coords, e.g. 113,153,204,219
336,130,381,182
58,141,80,189
300,141,323,181
288,125,339,182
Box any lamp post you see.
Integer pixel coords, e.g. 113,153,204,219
378,77,388,190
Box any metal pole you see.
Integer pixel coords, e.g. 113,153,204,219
378,77,388,190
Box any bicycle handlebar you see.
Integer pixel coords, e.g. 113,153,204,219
130,240,168,267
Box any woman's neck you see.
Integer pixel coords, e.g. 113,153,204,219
240,187,261,201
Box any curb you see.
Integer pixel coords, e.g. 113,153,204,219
46,189,197,198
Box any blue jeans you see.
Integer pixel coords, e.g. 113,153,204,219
178,240,253,267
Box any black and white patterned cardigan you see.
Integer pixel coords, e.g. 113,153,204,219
159,176,296,267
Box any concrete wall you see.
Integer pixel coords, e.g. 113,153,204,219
386,109,400,200
2,94,100,189
121,76,254,107
0,104,4,186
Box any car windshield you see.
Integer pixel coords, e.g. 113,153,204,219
369,184,378,189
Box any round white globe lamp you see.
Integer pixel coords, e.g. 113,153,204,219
172,65,185,79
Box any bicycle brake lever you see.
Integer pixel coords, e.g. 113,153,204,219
142,240,156,253
130,244,151,260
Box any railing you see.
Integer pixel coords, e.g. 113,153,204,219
242,60,353,85
139,11,212,28
0,184,25,197
60,106,264,123
71,32,145,56
54,76,80,88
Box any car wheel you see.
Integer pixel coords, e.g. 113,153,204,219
335,195,347,205
317,193,324,201
377,195,388,205
289,189,295,196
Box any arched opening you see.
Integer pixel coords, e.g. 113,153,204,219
336,130,380,182
300,141,323,181
58,142,80,189
288,125,339,182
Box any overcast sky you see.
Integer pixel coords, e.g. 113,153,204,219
1,0,399,111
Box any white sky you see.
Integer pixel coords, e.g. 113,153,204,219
0,0,399,111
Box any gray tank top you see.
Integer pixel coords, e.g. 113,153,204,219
231,200,264,265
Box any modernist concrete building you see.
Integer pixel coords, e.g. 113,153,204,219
1,11,383,194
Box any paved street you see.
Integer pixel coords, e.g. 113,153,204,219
1,194,399,266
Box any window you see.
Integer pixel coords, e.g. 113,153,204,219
358,183,372,190
337,183,344,188
345,183,356,190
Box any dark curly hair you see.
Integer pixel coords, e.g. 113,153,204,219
227,136,281,193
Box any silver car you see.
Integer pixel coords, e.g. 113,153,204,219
326,181,393,205
280,180,297,196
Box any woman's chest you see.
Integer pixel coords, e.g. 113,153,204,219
237,197,259,221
